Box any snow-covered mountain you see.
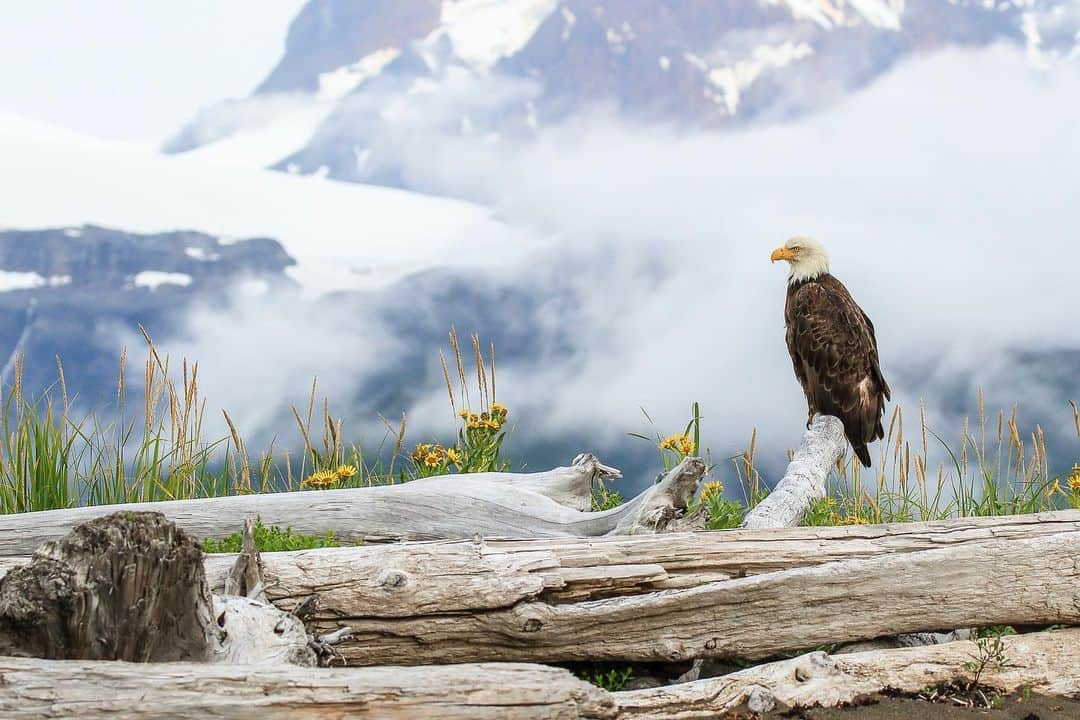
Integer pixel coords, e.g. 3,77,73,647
167,0,1080,185
1,4,1078,484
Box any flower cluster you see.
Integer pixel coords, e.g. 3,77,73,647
1069,464,1080,493
446,447,463,467
698,481,725,505
460,402,509,433
659,433,695,456
301,464,358,489
412,443,448,469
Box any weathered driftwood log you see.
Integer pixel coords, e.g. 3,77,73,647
0,512,313,666
615,628,1080,718
180,512,1080,665
0,658,617,720
0,455,704,557
740,414,845,529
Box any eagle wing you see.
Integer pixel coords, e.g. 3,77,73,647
785,277,888,463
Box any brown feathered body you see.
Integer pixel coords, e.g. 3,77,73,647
784,273,890,467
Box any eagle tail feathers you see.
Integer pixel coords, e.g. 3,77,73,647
853,443,872,468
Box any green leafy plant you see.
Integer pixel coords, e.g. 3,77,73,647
698,485,746,529
964,631,1008,689
202,517,340,553
577,665,635,691
591,484,624,511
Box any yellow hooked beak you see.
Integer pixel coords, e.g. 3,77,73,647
770,246,797,263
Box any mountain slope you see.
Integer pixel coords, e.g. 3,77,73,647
167,0,1079,186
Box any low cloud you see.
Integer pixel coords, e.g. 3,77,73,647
159,44,1080,482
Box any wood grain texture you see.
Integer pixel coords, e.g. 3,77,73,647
0,658,617,719
321,530,1080,664
615,628,1080,718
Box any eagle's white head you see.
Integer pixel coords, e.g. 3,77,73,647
770,236,830,284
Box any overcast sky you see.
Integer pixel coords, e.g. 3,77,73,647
0,1,303,143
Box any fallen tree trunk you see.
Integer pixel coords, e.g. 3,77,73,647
0,658,616,720
740,414,845,529
306,528,1080,665
0,630,1074,720
0,455,704,557
615,627,1080,718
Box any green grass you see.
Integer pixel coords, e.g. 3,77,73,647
202,517,340,553
0,329,1076,530
796,397,1080,527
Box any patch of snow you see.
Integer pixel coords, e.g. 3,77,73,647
560,7,576,41
682,52,709,72
134,271,193,290
605,22,636,54
767,0,903,31
847,0,904,30
1022,12,1050,69
317,48,401,100
185,247,220,261
706,42,815,114
0,111,537,298
63,228,82,237
0,271,71,291
432,0,560,71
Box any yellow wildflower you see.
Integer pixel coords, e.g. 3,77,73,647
1068,465,1080,492
412,443,432,462
490,402,508,418
423,451,443,468
699,481,724,504
660,433,694,456
447,448,463,467
301,469,339,489
335,464,358,480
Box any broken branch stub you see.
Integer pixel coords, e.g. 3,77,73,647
740,413,845,529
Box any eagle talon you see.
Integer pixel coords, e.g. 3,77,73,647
806,412,813,429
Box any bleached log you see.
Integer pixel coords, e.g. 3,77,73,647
0,658,617,720
182,512,1080,666
615,628,1080,718
0,455,699,558
317,530,1080,665
740,413,845,529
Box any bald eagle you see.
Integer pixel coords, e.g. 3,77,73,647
771,237,890,467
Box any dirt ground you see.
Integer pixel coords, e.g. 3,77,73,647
752,692,1080,719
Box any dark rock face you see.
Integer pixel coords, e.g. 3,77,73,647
255,0,442,94
0,226,296,405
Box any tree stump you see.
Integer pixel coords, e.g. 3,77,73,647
0,511,217,661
